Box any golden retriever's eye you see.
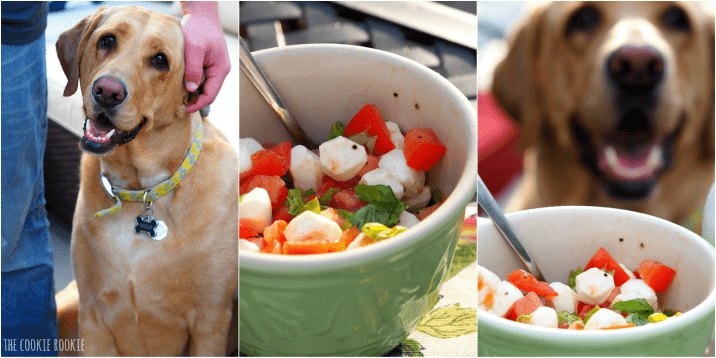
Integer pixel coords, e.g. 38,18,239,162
565,5,601,36
150,53,169,71
662,6,691,32
97,35,116,50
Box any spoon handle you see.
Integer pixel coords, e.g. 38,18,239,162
477,176,545,281
239,39,317,148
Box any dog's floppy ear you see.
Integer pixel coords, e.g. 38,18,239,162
492,4,549,146
701,13,714,159
56,8,106,97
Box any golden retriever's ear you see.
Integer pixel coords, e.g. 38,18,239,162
492,4,549,146
701,13,714,159
56,9,106,96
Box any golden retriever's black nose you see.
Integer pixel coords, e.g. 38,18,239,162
607,46,664,95
92,76,127,107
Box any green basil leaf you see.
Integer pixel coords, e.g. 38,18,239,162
557,310,583,325
328,121,345,140
285,188,307,215
625,313,649,326
337,209,354,230
611,299,654,317
352,184,407,228
319,188,337,206
568,267,583,289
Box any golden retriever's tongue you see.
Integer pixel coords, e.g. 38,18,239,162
598,143,663,181
84,118,115,144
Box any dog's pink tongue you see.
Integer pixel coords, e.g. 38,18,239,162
83,119,115,144
598,143,664,181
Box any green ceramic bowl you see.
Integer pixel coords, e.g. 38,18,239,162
239,44,477,356
478,206,715,356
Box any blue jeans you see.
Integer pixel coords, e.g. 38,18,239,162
1,34,58,356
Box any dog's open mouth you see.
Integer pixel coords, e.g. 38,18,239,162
80,113,145,155
572,111,682,200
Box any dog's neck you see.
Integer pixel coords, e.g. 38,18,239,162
99,112,201,190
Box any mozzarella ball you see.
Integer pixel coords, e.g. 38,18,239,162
319,136,368,181
239,188,272,232
478,265,502,308
378,149,425,197
530,306,558,328
385,121,405,149
239,239,260,252
240,138,264,155
360,168,404,199
611,279,658,311
284,211,342,243
398,210,420,228
240,144,253,175
619,263,636,280
547,282,578,314
404,185,432,210
290,145,323,191
583,308,628,330
575,268,615,305
489,281,524,317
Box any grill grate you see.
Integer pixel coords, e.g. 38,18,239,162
240,1,476,104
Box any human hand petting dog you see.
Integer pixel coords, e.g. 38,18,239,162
181,1,230,113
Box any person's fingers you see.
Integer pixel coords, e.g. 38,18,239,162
186,50,229,113
182,33,205,93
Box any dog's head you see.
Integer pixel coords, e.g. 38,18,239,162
494,1,714,200
57,6,197,156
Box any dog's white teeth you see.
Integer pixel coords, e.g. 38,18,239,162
647,146,663,169
605,146,619,168
85,119,90,131
106,129,116,138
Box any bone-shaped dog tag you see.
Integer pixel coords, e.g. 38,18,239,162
135,215,168,241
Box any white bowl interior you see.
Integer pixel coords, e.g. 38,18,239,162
240,44,475,203
478,206,714,315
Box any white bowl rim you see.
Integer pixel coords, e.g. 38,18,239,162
240,44,477,271
477,206,716,341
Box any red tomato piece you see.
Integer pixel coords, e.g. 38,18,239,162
330,188,367,211
249,149,287,177
638,260,676,292
603,287,621,307
343,104,396,156
507,269,558,297
358,155,380,178
577,303,595,320
269,141,292,172
263,220,288,245
506,292,543,320
261,240,282,254
239,222,259,238
403,128,446,171
240,175,289,209
239,219,265,237
585,247,630,286
416,203,441,221
282,241,347,255
273,206,294,222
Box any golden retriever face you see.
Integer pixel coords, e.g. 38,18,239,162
57,6,189,155
494,1,714,200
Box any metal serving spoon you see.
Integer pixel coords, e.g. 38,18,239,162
239,39,317,148
477,175,546,281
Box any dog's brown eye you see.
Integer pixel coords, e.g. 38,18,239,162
662,6,691,32
97,35,116,50
150,53,169,71
565,5,601,36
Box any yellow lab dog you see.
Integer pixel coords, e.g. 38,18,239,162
56,6,237,355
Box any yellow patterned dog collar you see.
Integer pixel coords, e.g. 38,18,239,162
95,122,204,217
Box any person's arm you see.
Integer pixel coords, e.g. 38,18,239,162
181,1,230,113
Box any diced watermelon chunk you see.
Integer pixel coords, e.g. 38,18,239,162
330,188,367,211
343,104,396,156
240,175,289,209
638,260,676,292
585,247,630,286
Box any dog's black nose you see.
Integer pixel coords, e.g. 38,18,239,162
92,76,127,107
607,46,665,95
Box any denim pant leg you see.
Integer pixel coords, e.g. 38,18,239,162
1,34,58,356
